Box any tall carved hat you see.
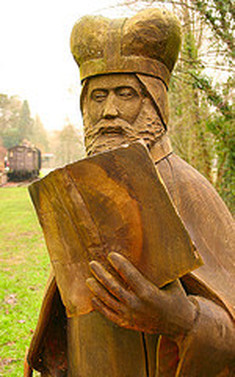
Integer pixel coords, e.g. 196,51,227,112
70,8,182,89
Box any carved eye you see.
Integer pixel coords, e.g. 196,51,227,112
91,89,108,102
116,87,137,100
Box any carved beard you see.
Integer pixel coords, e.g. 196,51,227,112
83,96,165,156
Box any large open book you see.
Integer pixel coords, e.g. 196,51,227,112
29,143,202,316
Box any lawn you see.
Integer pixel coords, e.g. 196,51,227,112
0,187,50,376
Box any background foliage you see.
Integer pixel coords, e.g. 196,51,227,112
0,95,85,168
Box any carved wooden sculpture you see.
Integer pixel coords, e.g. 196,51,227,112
25,8,235,377
29,143,202,317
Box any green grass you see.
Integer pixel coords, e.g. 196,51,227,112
0,187,50,376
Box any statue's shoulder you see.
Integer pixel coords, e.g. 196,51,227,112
157,153,235,319
157,152,232,219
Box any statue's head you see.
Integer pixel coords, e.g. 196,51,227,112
71,8,181,155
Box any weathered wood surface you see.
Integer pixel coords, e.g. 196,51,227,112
70,8,182,87
29,142,202,317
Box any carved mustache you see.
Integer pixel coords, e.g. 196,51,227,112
85,118,136,140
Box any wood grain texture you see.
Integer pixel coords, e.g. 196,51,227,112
29,142,202,317
70,9,182,85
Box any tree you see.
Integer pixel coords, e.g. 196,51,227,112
53,124,85,167
31,114,49,152
0,95,49,152
0,94,22,148
17,100,33,142
168,1,214,181
191,0,234,57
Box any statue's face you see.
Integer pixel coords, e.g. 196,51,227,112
82,73,165,155
86,74,143,126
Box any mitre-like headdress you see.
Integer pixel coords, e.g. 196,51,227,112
70,8,181,88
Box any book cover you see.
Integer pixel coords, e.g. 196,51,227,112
29,142,203,316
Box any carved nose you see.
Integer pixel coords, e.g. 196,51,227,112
103,93,119,119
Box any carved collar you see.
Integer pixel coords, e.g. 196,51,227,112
150,134,173,164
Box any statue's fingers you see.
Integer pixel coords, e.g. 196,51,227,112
89,261,131,303
108,252,153,296
86,277,125,313
91,297,132,329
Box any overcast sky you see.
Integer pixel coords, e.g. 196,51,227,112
0,0,131,131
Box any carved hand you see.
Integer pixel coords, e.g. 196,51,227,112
86,252,196,339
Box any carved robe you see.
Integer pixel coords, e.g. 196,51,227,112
26,137,235,377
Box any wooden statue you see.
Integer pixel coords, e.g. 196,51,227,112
25,8,235,377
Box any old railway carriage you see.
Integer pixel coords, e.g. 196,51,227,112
7,145,41,180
